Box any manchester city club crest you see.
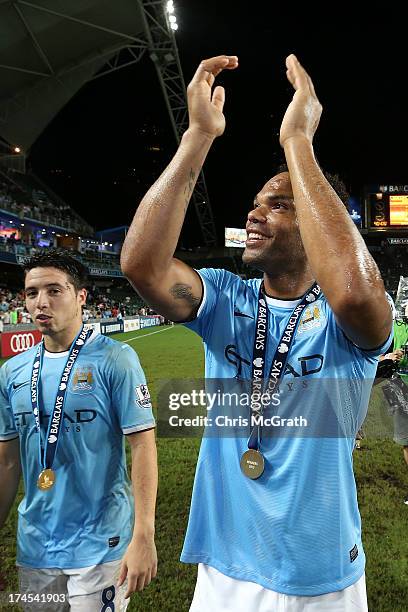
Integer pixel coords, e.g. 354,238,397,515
72,366,94,392
297,304,326,335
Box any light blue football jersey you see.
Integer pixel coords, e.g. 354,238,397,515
0,331,155,569
181,268,392,596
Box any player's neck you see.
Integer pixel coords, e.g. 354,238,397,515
43,322,83,353
263,270,315,300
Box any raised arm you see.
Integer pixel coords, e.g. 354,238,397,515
280,55,392,349
121,55,238,321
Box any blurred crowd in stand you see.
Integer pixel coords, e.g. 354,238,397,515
0,285,164,332
0,288,31,328
372,242,408,300
1,175,90,234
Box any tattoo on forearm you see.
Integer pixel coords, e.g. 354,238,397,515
170,283,200,307
183,168,196,213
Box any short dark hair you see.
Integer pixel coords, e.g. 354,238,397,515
23,250,89,291
276,163,350,206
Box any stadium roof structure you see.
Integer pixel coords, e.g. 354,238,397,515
0,0,217,246
0,0,150,151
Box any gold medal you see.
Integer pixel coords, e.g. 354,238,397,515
37,468,56,491
240,449,265,479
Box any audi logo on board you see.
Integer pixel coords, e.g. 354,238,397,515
10,333,36,353
1,330,42,358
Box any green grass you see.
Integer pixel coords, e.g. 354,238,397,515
1,325,408,611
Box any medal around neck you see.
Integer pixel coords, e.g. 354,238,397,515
242,282,321,481
240,449,265,479
31,326,92,493
37,468,56,491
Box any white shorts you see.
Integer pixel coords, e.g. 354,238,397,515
18,559,129,612
190,564,368,612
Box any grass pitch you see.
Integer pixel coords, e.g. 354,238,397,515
1,325,407,611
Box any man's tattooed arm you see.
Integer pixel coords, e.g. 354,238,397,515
121,128,213,322
183,168,196,213
169,282,201,320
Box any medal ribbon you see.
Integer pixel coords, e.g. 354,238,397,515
30,326,92,472
247,282,321,450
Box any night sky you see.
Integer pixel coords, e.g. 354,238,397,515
28,2,408,246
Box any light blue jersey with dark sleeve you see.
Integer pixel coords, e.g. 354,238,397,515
0,332,155,569
181,268,392,596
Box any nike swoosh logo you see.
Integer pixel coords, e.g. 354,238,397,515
12,381,29,389
234,311,254,319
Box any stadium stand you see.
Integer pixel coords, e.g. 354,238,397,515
0,284,148,330
0,167,122,279
0,168,93,235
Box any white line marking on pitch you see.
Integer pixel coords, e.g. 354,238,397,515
123,326,176,343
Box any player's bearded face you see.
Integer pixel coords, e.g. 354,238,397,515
25,267,86,337
242,172,306,273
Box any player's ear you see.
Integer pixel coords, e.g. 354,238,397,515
78,288,87,306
